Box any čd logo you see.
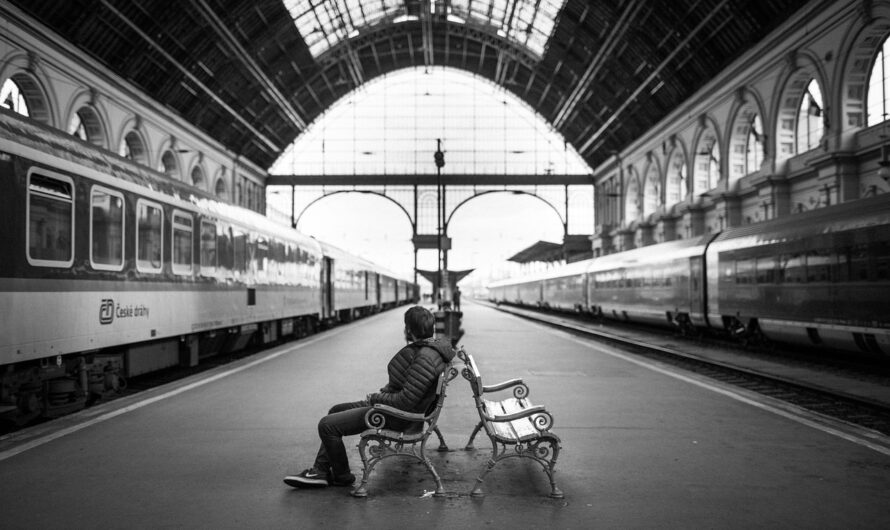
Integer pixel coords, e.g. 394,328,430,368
99,299,114,324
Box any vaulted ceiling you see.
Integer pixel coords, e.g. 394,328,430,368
13,0,812,172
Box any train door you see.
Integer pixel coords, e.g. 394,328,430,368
689,256,706,326
364,271,370,303
322,256,334,319
375,274,382,309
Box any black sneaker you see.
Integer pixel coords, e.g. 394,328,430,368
328,469,356,487
284,467,329,488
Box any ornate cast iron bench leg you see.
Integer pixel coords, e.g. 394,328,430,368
433,426,449,452
351,435,377,498
464,421,484,450
469,437,502,498
469,434,564,499
539,434,564,499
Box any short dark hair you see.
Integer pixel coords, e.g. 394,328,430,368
404,306,435,339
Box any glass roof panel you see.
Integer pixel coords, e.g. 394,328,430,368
283,0,565,58
269,66,591,177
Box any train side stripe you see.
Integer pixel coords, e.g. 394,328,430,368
0,277,317,293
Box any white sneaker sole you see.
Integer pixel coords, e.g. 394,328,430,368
283,476,328,488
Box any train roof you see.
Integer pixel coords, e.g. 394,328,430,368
488,233,717,288
316,239,411,282
710,193,890,248
586,234,716,273
487,258,593,288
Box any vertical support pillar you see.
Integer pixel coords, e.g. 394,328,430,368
435,139,448,308
413,185,418,286
290,185,296,228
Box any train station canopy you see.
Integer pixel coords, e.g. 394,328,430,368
11,0,811,172
507,240,564,263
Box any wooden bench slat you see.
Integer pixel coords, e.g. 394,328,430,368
480,397,542,441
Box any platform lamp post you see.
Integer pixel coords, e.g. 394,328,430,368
435,139,446,308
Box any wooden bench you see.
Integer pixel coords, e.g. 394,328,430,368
351,360,459,498
458,349,563,499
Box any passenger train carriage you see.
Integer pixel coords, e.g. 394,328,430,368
0,109,417,423
490,194,890,356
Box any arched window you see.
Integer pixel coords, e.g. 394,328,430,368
68,106,106,146
745,114,764,175
693,128,720,196
665,149,687,208
624,172,641,223
1,78,29,116
642,164,659,219
796,79,823,153
215,177,227,199
120,130,148,164
159,150,179,179
867,35,890,126
1,72,51,124
191,165,205,189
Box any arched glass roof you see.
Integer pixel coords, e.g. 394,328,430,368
284,0,566,58
269,66,590,177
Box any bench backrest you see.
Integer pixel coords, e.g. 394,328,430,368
424,363,458,428
460,351,484,398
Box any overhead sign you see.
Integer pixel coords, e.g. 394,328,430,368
412,235,451,250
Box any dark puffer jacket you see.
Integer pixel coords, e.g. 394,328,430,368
367,336,455,414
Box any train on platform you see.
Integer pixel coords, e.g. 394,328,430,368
488,193,890,356
0,109,418,424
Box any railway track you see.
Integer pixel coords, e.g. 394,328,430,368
483,301,890,438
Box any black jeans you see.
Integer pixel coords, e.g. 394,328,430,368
313,399,413,477
313,400,370,477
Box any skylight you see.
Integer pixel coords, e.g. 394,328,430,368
269,66,591,177
283,0,566,58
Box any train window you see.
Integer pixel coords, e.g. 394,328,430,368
756,256,777,283
171,211,193,275
271,241,286,280
233,229,247,273
735,258,755,284
873,240,890,281
806,249,833,283
90,186,125,271
256,238,268,273
849,244,870,282
779,253,806,283
27,171,74,267
200,220,217,276
217,224,233,277
720,254,734,283
136,200,163,273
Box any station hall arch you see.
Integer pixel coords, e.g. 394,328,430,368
266,67,594,286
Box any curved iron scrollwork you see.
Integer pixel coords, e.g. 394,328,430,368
512,383,530,399
531,411,554,432
365,409,388,430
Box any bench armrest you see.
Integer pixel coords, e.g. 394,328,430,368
481,378,523,392
364,404,429,430
481,379,530,400
483,406,554,432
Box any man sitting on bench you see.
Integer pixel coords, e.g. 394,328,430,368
284,306,455,489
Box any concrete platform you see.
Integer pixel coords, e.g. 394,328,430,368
1,302,889,528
